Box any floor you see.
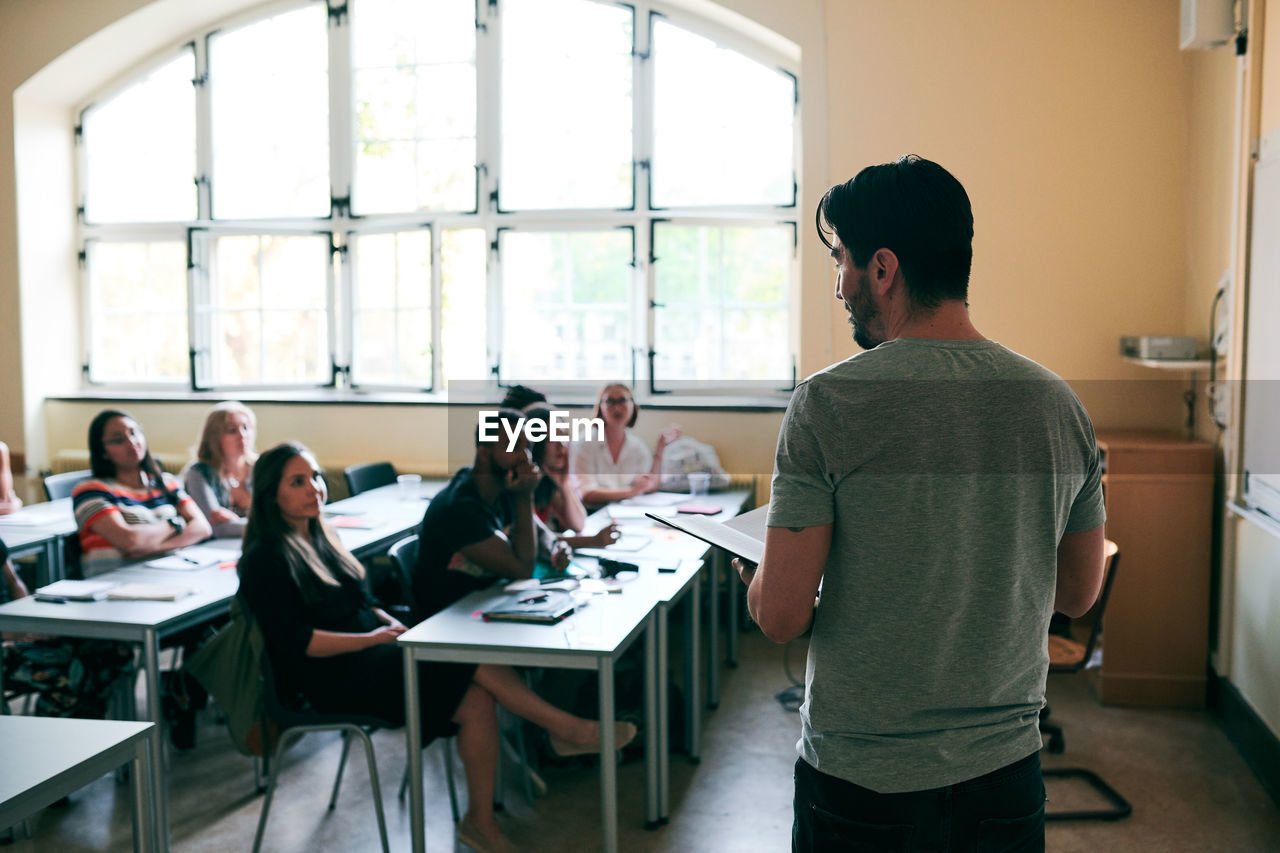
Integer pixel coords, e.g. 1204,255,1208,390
5,629,1279,852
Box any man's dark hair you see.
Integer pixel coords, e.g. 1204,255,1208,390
475,407,528,447
816,154,974,308
499,384,547,411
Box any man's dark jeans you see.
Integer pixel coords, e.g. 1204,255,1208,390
793,751,1045,852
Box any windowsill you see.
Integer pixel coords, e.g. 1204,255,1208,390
47,386,791,413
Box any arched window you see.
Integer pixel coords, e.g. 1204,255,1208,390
77,0,798,395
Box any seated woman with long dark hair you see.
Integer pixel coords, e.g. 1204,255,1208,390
238,442,633,853
74,409,212,576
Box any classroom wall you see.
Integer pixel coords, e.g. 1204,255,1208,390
2,0,1205,478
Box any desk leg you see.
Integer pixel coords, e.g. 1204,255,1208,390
132,735,154,853
599,655,618,853
708,550,721,710
644,612,660,828
687,577,701,761
141,630,168,852
657,605,670,822
34,539,62,587
404,650,425,853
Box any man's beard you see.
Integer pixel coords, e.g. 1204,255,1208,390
846,269,883,349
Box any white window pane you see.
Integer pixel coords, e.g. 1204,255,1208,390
353,0,476,213
262,310,327,383
441,229,486,384
652,21,794,208
87,240,189,383
351,229,432,387
210,5,330,218
83,51,196,223
653,223,791,381
208,233,330,385
500,230,631,381
500,0,632,210
260,235,327,310
212,311,262,384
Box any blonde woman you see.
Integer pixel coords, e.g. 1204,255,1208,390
183,402,257,539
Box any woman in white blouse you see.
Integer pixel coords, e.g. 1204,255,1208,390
572,383,681,507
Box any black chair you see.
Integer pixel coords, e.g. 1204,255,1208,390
343,462,398,497
385,535,420,618
43,469,91,501
253,652,392,853
1040,539,1131,821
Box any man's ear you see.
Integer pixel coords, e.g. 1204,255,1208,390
870,248,900,295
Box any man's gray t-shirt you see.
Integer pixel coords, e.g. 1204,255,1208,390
767,338,1105,793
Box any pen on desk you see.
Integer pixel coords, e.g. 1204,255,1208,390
180,556,201,565
36,595,67,604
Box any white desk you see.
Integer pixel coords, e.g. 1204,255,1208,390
324,480,446,556
0,561,238,851
400,584,659,853
0,489,439,853
0,717,155,852
589,489,752,711
0,498,76,585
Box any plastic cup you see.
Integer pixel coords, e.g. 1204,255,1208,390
397,473,422,500
687,471,711,496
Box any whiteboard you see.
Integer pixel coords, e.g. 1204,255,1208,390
1242,144,1280,521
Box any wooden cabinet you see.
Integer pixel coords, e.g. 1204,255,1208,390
1094,430,1214,707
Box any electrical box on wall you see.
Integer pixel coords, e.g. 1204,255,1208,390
1181,0,1235,49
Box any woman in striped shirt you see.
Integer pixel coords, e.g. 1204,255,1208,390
73,409,212,577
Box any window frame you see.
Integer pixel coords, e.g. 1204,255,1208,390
73,0,801,402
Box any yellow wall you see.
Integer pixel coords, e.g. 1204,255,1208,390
43,399,785,500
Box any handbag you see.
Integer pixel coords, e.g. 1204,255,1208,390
182,596,275,756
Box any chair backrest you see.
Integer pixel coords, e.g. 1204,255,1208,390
1063,539,1121,672
343,462,398,497
386,534,420,612
44,469,91,501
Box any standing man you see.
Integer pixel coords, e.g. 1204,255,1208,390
737,155,1106,851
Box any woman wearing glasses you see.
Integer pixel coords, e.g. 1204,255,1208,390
74,409,212,577
572,382,681,507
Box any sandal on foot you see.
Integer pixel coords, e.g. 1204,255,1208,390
457,815,517,853
549,721,638,757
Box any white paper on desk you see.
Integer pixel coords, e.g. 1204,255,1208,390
144,544,239,571
604,504,677,520
35,579,117,600
574,534,650,559
617,492,686,507
107,583,195,601
505,578,580,592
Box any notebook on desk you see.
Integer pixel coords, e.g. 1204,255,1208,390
34,579,116,601
482,590,576,625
